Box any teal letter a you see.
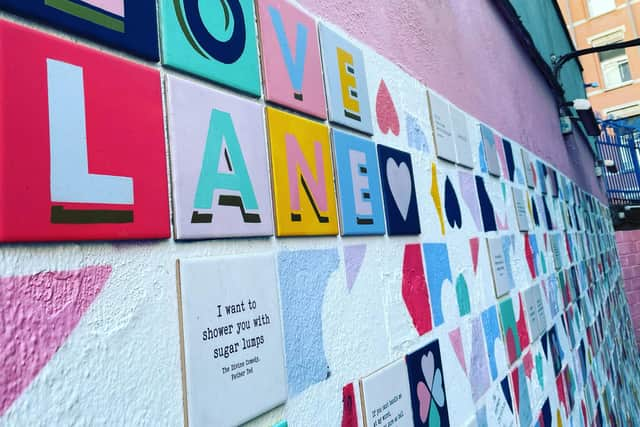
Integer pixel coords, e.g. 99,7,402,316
192,109,261,224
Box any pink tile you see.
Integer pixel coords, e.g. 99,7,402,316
256,0,327,119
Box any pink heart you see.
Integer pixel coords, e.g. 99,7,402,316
376,80,400,136
417,381,431,423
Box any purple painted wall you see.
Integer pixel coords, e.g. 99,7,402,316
298,0,606,201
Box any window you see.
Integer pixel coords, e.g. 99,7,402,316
592,30,632,88
588,0,616,17
599,49,631,87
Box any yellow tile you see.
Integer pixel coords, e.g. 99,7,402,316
266,107,338,236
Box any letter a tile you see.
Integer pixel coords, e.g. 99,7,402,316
0,21,169,242
167,75,274,239
266,107,338,236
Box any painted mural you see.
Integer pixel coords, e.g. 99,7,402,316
0,1,639,426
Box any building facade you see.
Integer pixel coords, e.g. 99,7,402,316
559,0,640,124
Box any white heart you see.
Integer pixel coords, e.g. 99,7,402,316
386,158,412,221
421,352,435,385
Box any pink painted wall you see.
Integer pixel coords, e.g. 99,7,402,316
298,0,606,201
616,230,640,347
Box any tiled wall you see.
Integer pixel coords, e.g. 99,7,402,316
1,1,639,427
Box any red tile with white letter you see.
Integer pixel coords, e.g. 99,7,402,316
0,20,170,242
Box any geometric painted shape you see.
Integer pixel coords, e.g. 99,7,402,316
482,305,503,381
476,176,497,232
455,274,471,316
459,171,483,231
423,243,453,327
0,0,158,60
510,363,533,427
176,255,287,426
319,23,373,134
503,138,516,182
375,79,400,136
479,124,501,177
0,266,111,416
444,177,463,229
449,328,467,374
0,21,170,242
402,244,433,336
470,317,491,401
332,129,385,235
515,293,531,352
428,90,457,163
499,297,523,366
495,136,509,178
377,145,421,235
341,382,361,427
278,248,340,396
470,237,481,275
431,164,446,235
406,340,450,427
167,75,274,239
407,113,430,153
537,161,547,195
344,244,367,291
159,0,261,96
265,107,338,236
256,0,326,118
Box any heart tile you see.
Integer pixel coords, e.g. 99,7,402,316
386,158,412,221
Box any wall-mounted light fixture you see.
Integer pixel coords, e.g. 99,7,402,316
573,99,601,137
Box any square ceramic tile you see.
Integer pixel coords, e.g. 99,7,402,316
427,90,457,164
360,359,413,427
0,21,169,242
479,123,501,177
265,107,338,236
319,23,373,134
177,254,287,426
167,75,274,239
0,0,159,60
451,106,474,168
159,0,261,96
406,340,450,426
377,145,420,235
331,129,385,236
513,187,530,232
256,0,326,119
524,284,547,341
487,237,510,298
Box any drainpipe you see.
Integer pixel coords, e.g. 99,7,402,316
625,0,640,56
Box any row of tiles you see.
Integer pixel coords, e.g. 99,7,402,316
1,0,382,134
0,19,607,243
